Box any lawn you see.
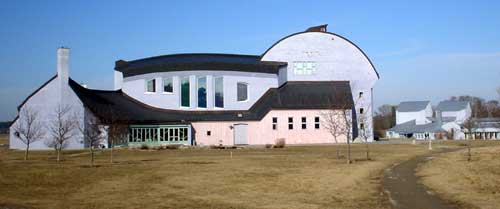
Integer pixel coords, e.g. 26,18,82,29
418,143,500,209
0,135,471,209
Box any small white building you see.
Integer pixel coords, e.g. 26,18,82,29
396,101,432,125
435,100,472,124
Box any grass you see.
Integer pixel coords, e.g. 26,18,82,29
0,134,8,145
417,141,500,209
0,134,494,209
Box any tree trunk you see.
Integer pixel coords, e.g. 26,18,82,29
110,140,114,163
347,138,351,164
365,142,370,161
24,143,29,161
90,147,94,167
56,148,61,162
467,139,472,161
334,136,340,159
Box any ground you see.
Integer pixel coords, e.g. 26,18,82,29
418,144,500,209
0,133,498,209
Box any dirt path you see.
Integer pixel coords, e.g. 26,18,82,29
383,148,460,209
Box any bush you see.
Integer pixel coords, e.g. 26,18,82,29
140,144,149,150
273,138,286,148
265,144,273,149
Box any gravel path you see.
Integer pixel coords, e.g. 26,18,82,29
383,148,460,209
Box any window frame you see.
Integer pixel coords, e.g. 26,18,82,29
145,78,156,93
214,76,224,109
236,82,249,102
162,77,173,94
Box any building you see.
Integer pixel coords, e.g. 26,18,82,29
387,100,471,140
465,118,500,140
9,25,379,149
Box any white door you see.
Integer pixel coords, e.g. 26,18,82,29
234,124,248,145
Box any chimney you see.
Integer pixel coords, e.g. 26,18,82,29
57,47,70,84
436,110,443,126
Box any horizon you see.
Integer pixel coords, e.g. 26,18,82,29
1,0,499,121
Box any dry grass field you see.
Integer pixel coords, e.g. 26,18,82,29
1,134,497,209
418,143,500,209
0,134,8,145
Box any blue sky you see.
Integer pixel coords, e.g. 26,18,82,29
1,0,499,121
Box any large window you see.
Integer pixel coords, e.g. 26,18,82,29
181,77,190,107
214,76,224,108
146,79,156,93
163,77,173,93
293,61,316,75
197,76,207,108
237,82,248,102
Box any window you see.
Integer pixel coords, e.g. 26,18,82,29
360,123,365,130
163,77,173,93
301,117,307,129
315,117,320,129
197,76,207,108
360,108,364,114
359,91,363,98
207,131,211,136
272,117,277,130
181,77,190,107
237,82,248,102
288,117,293,130
293,61,316,75
214,76,224,108
146,79,156,93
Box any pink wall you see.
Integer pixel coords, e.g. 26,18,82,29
191,109,348,146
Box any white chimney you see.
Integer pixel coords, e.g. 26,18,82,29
57,47,70,83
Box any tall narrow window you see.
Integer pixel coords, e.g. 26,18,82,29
301,117,307,129
163,77,173,93
237,82,248,102
181,77,190,107
360,123,365,130
359,91,364,98
288,117,293,130
214,76,224,108
360,108,364,114
146,79,156,93
272,117,278,130
197,76,207,108
315,116,320,129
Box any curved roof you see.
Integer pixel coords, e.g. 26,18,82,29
260,31,380,78
115,53,286,77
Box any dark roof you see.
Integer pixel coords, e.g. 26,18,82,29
305,24,328,32
69,79,352,124
388,120,445,134
115,53,287,77
397,101,430,112
18,75,57,110
436,101,469,112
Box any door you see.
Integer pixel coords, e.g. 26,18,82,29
233,124,248,145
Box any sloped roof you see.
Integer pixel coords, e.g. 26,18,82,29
69,79,353,124
389,120,445,134
397,101,430,112
115,53,287,77
436,101,469,112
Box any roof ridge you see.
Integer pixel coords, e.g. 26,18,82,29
122,53,261,64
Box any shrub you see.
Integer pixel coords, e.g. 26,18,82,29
140,144,149,150
273,138,286,148
265,144,273,149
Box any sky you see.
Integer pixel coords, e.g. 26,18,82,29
0,0,499,121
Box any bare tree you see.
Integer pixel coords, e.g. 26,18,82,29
103,109,129,163
462,117,476,161
13,106,45,160
358,104,372,160
321,91,354,164
78,116,105,167
46,105,78,162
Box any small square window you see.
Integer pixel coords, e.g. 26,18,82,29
360,123,365,130
146,79,156,93
288,117,293,123
272,117,277,123
207,131,211,136
359,92,363,98
272,124,277,130
360,108,364,114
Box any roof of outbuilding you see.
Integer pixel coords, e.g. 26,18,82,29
388,120,445,134
115,53,287,77
69,79,353,124
397,101,430,112
436,101,469,112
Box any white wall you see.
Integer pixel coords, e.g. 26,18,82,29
261,32,378,142
121,71,278,111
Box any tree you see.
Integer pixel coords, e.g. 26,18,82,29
373,104,396,138
462,117,476,161
78,116,105,167
358,104,372,160
321,107,345,159
13,106,45,160
46,105,78,162
103,109,129,163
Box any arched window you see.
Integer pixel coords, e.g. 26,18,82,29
237,82,248,102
